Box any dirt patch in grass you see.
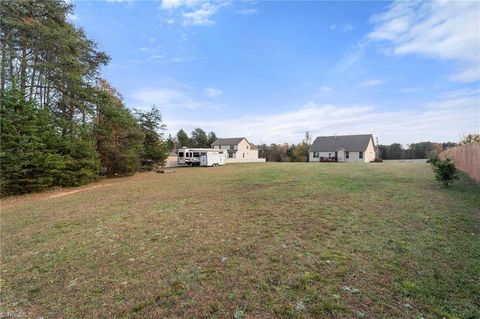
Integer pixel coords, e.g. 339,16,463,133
1,163,479,318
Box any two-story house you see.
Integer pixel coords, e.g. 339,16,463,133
211,137,264,163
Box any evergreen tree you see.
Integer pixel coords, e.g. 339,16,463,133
134,106,168,170
94,82,144,176
177,129,190,147
0,89,64,195
191,128,208,148
166,134,176,152
207,131,217,147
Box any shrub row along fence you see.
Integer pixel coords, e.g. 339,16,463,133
439,143,480,182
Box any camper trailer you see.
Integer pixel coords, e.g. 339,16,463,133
177,148,227,167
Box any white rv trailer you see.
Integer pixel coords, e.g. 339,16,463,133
177,147,227,166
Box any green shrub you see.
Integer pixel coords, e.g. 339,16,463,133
431,157,459,187
427,154,439,165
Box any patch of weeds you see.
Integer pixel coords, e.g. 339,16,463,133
151,199,189,213
401,280,417,297
233,307,245,319
309,294,347,317
132,300,153,313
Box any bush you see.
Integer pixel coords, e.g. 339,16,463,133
430,157,459,187
427,154,439,165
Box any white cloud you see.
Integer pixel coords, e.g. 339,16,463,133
333,40,367,73
182,2,223,26
237,8,258,16
340,23,354,32
203,87,223,97
130,87,221,110
330,23,354,32
165,89,479,145
160,0,231,26
369,1,480,82
67,13,79,21
320,86,334,93
161,0,199,10
359,79,384,87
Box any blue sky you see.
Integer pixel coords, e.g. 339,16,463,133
71,0,479,145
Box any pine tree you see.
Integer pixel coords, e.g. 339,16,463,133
94,82,144,176
191,128,208,148
134,106,168,170
207,131,217,147
177,129,190,148
0,89,64,195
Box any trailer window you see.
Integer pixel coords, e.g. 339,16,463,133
178,152,184,157
201,152,207,155
193,152,200,157
185,152,189,158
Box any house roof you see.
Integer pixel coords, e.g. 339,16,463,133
212,137,259,150
309,134,374,152
211,137,246,146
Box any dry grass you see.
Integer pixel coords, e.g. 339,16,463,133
1,162,479,318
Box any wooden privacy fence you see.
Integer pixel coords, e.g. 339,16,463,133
439,143,480,182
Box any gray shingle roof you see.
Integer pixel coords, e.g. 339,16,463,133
211,137,246,146
309,134,374,152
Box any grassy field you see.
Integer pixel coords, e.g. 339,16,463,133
1,162,479,318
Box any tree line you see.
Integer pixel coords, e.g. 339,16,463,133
0,1,168,196
258,131,312,162
164,128,217,152
378,142,456,160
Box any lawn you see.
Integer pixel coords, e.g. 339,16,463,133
1,162,479,318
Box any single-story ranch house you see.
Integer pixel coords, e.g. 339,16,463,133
212,137,265,163
309,134,376,163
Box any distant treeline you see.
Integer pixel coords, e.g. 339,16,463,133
377,142,458,160
0,1,168,196
165,129,218,152
258,132,312,162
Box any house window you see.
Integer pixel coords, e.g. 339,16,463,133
359,151,363,159
228,152,234,158
230,145,234,150
313,152,319,158
345,151,349,159
243,153,245,158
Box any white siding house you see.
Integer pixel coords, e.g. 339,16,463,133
309,134,376,163
211,137,265,163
